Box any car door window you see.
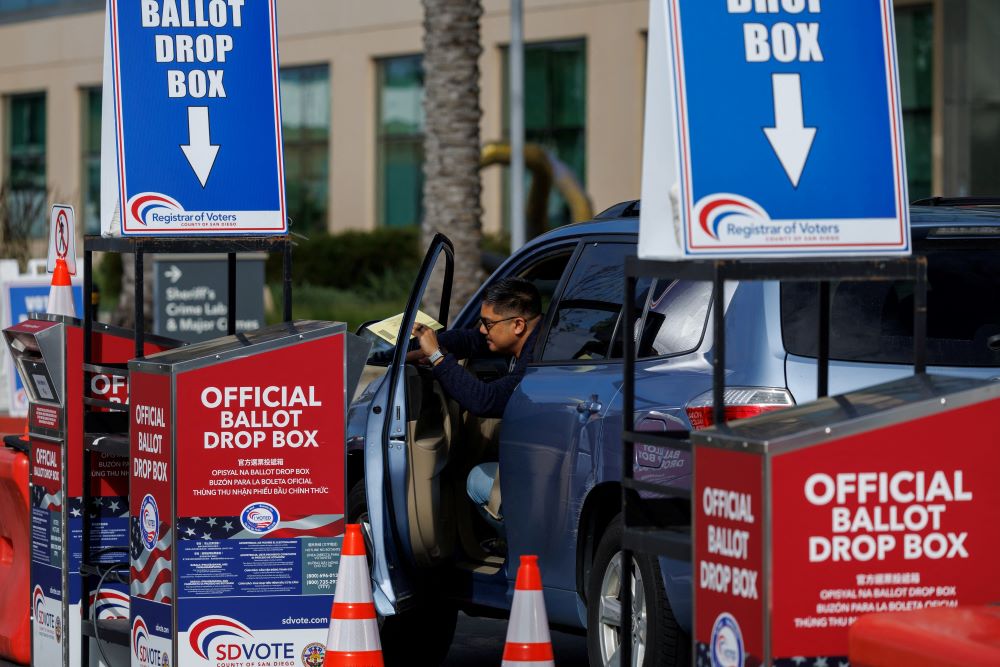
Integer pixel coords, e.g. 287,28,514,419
541,242,632,362
515,249,575,316
462,245,576,380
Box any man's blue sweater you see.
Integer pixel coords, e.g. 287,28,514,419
430,326,540,418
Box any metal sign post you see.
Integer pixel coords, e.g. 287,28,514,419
108,0,286,236
640,0,910,258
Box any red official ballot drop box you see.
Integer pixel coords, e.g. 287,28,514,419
127,321,346,667
2,316,177,667
691,374,1000,667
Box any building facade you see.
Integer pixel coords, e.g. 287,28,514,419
0,0,992,239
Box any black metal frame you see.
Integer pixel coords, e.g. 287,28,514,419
619,255,928,666
77,235,293,661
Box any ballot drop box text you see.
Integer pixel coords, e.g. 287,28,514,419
692,374,1000,666
128,321,346,667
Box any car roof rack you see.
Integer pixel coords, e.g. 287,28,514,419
911,196,1000,207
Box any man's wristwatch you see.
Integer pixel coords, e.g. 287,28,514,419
428,349,444,365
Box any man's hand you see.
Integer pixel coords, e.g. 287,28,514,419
412,323,441,360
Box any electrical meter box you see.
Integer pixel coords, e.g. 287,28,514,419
692,374,1000,667
3,315,177,667
127,320,346,667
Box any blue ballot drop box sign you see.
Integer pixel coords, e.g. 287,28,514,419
110,0,287,236
639,0,911,258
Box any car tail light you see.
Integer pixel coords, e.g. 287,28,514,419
685,387,794,430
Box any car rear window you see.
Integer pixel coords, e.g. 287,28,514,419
781,249,1000,367
637,279,713,358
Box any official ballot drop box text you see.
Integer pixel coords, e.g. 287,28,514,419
692,374,1000,666
127,321,346,667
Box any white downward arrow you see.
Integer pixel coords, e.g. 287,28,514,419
763,73,816,188
181,106,220,187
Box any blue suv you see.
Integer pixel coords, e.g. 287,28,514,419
347,199,1000,666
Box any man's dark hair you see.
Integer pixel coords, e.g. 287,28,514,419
483,278,542,319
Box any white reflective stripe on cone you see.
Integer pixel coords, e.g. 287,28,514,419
333,555,373,603
47,286,76,318
326,618,382,652
501,661,555,667
505,590,551,644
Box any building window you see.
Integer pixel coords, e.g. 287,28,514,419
280,64,330,235
895,4,933,201
504,39,587,229
5,92,47,236
82,87,101,235
0,0,103,23
377,55,425,228
0,0,95,11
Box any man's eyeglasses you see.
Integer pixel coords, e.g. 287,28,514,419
478,316,519,332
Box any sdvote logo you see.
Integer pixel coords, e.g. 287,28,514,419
133,616,167,666
33,585,60,641
189,615,295,663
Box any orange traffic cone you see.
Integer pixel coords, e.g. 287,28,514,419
323,524,383,667
502,555,554,666
19,421,28,443
47,258,76,318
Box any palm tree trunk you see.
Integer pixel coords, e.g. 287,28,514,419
421,0,484,319
112,253,153,330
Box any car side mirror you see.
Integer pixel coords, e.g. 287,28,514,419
356,320,379,336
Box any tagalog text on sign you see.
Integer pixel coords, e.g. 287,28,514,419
110,0,286,235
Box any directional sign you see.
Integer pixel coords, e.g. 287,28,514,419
109,0,286,236
153,255,265,343
639,0,910,258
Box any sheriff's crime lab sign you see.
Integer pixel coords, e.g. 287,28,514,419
110,0,286,235
639,0,910,258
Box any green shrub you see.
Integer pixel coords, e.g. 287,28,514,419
266,227,421,288
94,252,123,316
266,267,413,332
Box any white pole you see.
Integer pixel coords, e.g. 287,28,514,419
510,0,526,251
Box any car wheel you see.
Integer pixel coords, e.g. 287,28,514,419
586,515,686,667
346,480,458,666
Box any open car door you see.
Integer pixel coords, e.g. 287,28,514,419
363,233,454,616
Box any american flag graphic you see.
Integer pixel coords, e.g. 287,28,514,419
176,514,344,541
88,587,129,620
31,484,62,511
81,495,129,519
31,489,129,519
130,518,172,603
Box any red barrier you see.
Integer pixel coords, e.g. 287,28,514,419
849,606,1000,667
0,446,30,664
